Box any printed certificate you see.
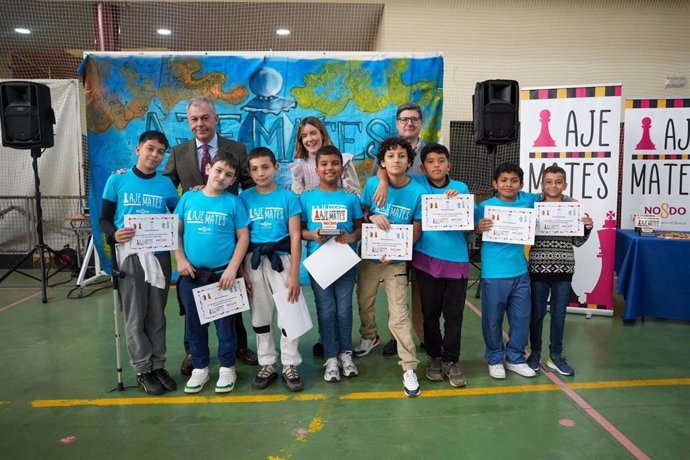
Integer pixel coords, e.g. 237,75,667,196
535,202,583,236
361,223,413,260
483,206,536,245
124,214,178,251
192,278,250,325
421,194,474,231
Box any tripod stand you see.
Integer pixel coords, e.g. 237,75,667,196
0,148,62,303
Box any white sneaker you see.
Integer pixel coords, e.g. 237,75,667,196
215,366,237,393
323,358,341,382
184,367,210,393
488,364,506,379
339,351,359,377
505,361,537,378
353,335,381,357
403,370,421,397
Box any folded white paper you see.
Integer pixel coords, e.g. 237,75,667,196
272,289,313,341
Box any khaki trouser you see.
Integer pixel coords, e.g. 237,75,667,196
410,268,424,343
356,260,419,371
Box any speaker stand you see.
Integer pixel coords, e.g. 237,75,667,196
0,148,62,303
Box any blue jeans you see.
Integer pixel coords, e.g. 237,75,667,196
481,274,531,365
179,276,237,369
309,266,357,359
530,280,570,357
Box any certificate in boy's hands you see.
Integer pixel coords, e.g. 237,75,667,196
124,214,178,251
361,223,413,261
535,202,583,236
192,278,250,325
421,194,474,231
273,290,313,341
483,206,536,245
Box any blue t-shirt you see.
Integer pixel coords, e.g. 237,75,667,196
175,190,250,270
239,186,301,244
102,169,179,228
299,188,363,256
411,174,472,263
476,191,539,278
361,176,424,224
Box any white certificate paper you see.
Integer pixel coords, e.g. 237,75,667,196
361,223,413,261
421,194,474,231
124,214,178,251
483,206,536,245
273,290,313,341
192,278,250,325
303,238,361,289
535,202,583,236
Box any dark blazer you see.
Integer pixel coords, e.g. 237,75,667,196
163,135,254,195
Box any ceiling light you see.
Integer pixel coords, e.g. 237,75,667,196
276,28,290,36
14,28,31,34
157,29,171,36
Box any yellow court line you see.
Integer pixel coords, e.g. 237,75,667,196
0,401,10,406
29,377,690,408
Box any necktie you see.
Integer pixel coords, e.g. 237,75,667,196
200,144,211,184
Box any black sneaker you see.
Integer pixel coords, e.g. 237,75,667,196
312,342,324,357
252,363,278,390
383,339,397,356
282,365,304,392
137,371,165,395
152,368,177,392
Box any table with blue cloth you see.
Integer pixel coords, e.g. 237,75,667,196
615,229,690,321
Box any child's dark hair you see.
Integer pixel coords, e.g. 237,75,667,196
543,164,567,180
248,147,277,165
420,142,449,163
493,162,524,182
138,130,169,150
316,145,342,164
376,136,415,168
210,152,239,172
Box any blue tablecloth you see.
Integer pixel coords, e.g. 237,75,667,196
615,229,690,321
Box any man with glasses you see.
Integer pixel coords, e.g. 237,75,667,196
164,96,259,373
372,102,426,177
359,102,427,358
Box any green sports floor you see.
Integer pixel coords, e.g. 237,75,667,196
0,269,688,460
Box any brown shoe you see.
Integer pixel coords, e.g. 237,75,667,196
236,347,259,366
180,354,193,376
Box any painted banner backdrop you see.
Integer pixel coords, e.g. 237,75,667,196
519,84,622,313
621,99,690,230
79,51,444,271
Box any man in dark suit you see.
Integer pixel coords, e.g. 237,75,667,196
164,96,258,373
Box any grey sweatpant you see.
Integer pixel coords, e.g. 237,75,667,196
118,252,171,374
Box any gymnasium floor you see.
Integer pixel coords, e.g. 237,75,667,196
0,269,688,459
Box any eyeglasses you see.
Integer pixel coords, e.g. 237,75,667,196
397,117,421,124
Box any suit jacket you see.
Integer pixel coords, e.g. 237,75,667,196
163,135,254,195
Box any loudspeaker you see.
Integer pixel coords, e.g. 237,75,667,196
472,79,519,146
0,81,55,149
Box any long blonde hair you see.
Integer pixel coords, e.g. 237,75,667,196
294,116,334,160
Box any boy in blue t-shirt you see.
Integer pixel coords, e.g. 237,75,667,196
300,145,362,383
174,153,250,394
411,143,471,388
355,136,425,397
99,130,180,395
239,148,304,391
476,162,539,380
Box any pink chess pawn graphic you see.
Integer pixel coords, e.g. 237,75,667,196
533,109,556,147
635,117,656,150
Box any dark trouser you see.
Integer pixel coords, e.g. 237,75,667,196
179,280,248,353
178,276,238,369
415,268,467,363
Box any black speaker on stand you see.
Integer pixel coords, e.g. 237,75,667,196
0,81,58,303
472,79,520,174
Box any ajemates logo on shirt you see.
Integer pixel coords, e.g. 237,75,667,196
122,193,163,209
376,203,412,222
249,207,285,221
186,210,227,227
